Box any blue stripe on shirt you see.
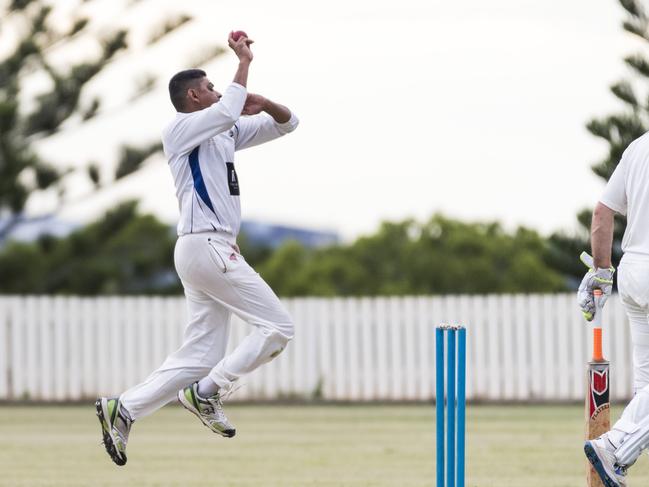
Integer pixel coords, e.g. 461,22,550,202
189,146,216,215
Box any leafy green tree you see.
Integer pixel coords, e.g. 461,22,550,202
258,215,566,297
0,211,566,296
0,201,179,295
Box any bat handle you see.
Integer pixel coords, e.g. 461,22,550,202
592,289,604,361
593,327,604,362
593,289,604,326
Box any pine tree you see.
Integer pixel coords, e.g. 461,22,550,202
548,0,648,283
0,1,224,241
588,0,649,179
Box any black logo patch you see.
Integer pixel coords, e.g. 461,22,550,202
226,162,240,195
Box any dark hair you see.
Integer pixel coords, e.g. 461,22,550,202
168,69,206,111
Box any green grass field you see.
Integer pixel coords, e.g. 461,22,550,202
1,403,648,486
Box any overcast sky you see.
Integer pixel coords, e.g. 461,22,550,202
12,0,641,239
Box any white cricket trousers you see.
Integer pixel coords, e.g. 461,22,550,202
607,256,649,461
618,257,649,393
120,232,294,420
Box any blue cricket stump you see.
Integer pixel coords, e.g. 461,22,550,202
436,325,466,487
436,328,445,487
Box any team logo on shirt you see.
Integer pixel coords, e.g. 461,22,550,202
226,162,240,195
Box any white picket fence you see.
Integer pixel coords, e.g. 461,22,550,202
0,294,635,402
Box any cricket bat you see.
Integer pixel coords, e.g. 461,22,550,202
586,289,610,487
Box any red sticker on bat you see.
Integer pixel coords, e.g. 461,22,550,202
589,368,610,418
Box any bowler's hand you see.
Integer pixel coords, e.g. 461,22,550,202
242,94,267,115
577,251,614,321
228,32,254,63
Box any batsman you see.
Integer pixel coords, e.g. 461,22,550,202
579,131,649,486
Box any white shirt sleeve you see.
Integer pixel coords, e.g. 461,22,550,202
600,155,628,215
164,83,247,155
233,112,299,151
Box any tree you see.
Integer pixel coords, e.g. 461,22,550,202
257,215,566,297
0,201,180,294
548,0,647,283
0,1,224,242
0,211,565,296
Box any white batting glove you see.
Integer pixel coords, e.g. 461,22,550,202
577,251,614,321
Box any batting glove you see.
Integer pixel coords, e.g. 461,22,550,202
577,251,614,321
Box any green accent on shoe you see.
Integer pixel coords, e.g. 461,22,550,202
186,387,200,411
96,398,129,466
108,399,117,424
178,385,235,438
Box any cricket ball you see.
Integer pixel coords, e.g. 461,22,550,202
231,30,248,42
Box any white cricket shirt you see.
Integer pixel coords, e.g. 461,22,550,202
162,82,299,237
600,132,649,259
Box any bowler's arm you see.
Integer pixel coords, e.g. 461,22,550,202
257,98,291,124
165,84,247,154
164,32,253,155
233,94,299,151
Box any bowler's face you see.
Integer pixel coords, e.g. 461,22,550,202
195,77,222,109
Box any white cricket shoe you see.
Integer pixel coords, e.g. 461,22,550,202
584,436,628,487
96,397,133,466
178,382,236,438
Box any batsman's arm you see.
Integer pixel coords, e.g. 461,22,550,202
591,202,615,270
592,148,629,268
577,157,627,320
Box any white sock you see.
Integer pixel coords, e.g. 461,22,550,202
197,377,219,398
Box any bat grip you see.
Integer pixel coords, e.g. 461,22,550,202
592,289,604,361
593,327,604,362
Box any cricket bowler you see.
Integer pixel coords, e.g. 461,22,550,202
579,131,649,486
95,32,299,465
